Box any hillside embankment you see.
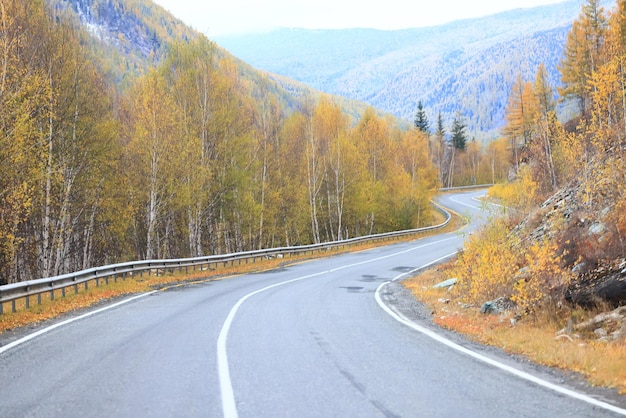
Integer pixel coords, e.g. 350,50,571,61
405,179,626,393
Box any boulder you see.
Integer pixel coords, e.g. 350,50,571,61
433,278,458,289
480,297,516,314
566,267,626,307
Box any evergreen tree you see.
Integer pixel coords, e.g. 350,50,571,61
414,101,430,134
436,112,445,139
434,112,446,184
451,113,467,151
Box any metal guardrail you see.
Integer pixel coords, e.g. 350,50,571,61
0,205,451,315
439,184,494,192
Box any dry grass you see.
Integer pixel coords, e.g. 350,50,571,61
404,262,626,394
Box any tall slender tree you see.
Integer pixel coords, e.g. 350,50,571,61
559,0,608,119
451,113,467,151
414,100,430,134
444,112,468,188
434,112,446,184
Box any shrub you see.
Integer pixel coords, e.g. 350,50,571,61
454,218,518,304
488,165,538,212
512,240,571,315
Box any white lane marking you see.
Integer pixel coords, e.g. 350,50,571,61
0,291,158,356
375,274,626,417
473,195,505,209
217,235,458,418
217,271,325,418
449,195,483,210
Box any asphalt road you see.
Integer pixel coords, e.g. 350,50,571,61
1,190,625,417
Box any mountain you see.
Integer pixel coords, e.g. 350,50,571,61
215,1,589,138
47,0,197,85
46,0,377,122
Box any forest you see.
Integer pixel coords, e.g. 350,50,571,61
0,0,515,285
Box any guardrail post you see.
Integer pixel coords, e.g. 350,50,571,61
12,299,16,313
0,302,3,315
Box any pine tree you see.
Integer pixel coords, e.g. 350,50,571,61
436,112,445,139
451,113,467,151
414,101,430,134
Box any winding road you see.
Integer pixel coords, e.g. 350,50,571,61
1,191,625,417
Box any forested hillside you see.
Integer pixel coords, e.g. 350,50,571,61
1,0,465,285
47,0,377,120
47,0,197,85
216,1,588,138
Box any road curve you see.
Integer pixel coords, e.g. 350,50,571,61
1,191,624,417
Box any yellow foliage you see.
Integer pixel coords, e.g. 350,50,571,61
512,241,571,315
487,165,538,211
454,219,518,303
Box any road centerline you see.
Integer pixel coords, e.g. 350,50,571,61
216,235,457,418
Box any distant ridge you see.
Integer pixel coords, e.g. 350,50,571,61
216,0,586,138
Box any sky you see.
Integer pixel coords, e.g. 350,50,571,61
152,0,568,37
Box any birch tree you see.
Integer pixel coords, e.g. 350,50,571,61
127,69,180,260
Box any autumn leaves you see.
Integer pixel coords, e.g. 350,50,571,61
0,0,444,285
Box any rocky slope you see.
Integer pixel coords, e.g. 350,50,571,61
515,181,626,309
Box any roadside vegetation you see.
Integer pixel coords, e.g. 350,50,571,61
0,205,460,335
405,265,626,393
407,0,626,394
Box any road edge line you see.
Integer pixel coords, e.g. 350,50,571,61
375,274,626,416
0,291,157,356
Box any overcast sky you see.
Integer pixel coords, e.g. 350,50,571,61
152,0,569,37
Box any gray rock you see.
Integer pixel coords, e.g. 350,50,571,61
589,222,606,235
572,262,587,274
594,328,608,338
480,297,516,315
480,301,498,314
612,324,626,341
433,278,458,289
514,267,531,281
